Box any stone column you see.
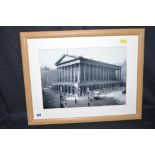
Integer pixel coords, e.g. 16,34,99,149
96,65,98,81
65,66,67,82
101,66,102,81
113,69,115,80
90,64,92,81
115,69,117,81
61,67,63,82
67,66,69,82
105,67,107,80
97,65,99,81
98,66,100,81
106,67,107,80
107,68,109,80
57,68,59,82
99,66,100,81
100,66,101,81
75,64,77,82
105,68,107,80
87,64,89,81
109,68,111,80
101,66,103,81
70,65,73,82
104,67,105,81
83,63,86,82
108,68,110,81
58,68,60,82
112,68,114,80
62,67,64,82
72,64,74,82
63,67,65,82
116,69,118,81
109,68,111,81
64,66,66,82
78,64,81,82
94,65,96,81
98,66,99,81
118,70,120,81
75,64,78,82
110,68,112,80
80,63,83,82
108,68,110,80
72,65,74,82
59,68,61,82
102,67,104,80
74,64,76,82
88,64,91,81
95,65,97,81
92,65,94,81
89,64,91,81
103,67,105,80
117,70,119,80
70,65,72,82
95,65,98,81
86,64,88,81
68,66,70,82
111,68,113,80
69,66,71,82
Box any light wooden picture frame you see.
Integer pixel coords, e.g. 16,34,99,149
20,28,145,125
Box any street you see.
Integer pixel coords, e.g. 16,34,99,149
43,88,126,109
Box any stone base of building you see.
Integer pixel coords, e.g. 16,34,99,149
52,81,122,96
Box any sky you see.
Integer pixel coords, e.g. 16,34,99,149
39,47,127,69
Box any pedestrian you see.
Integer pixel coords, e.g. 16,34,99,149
64,96,67,107
75,98,77,104
90,97,93,103
88,96,90,106
60,93,64,108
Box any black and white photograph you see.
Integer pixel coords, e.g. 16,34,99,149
20,29,144,125
40,47,127,109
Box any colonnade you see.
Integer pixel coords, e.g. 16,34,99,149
57,63,121,83
57,64,79,82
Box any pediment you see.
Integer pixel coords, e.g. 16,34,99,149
55,54,79,66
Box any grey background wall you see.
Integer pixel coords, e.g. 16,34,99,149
0,26,155,129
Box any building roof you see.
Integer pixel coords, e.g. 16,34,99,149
55,54,121,68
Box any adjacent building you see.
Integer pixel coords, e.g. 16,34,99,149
52,54,122,96
41,67,57,87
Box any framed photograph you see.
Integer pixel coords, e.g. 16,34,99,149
20,29,145,125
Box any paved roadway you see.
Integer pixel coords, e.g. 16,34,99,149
43,88,126,109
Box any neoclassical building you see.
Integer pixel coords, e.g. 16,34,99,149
52,54,122,96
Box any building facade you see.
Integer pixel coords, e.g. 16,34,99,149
41,67,57,87
52,54,122,96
